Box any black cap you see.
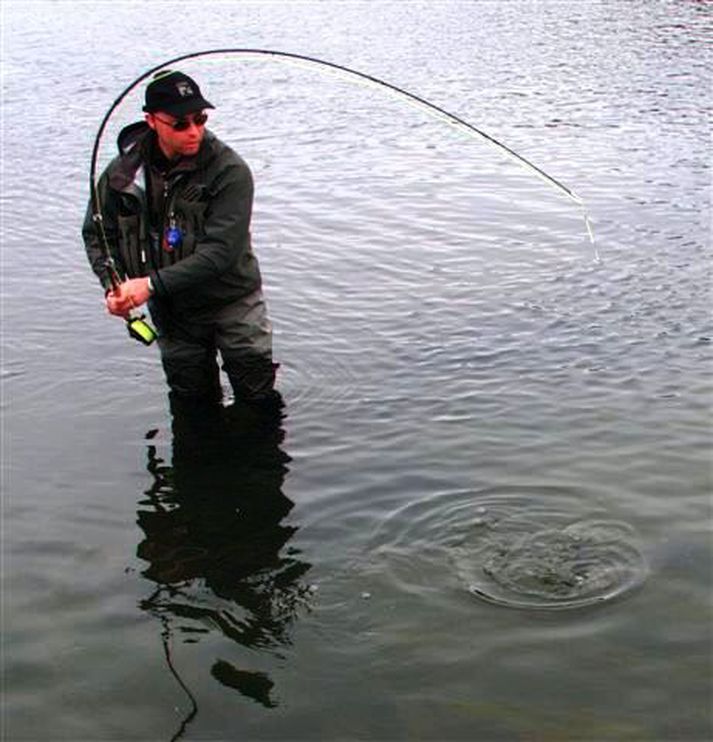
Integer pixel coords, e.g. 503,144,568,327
143,70,215,117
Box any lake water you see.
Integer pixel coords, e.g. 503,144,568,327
3,1,711,740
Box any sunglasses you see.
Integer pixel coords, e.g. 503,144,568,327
153,112,208,131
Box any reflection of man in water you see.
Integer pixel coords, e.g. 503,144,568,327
137,398,311,712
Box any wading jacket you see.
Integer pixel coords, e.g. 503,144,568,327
83,121,262,316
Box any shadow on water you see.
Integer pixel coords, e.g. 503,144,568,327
135,395,312,739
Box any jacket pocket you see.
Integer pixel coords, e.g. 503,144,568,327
117,214,146,277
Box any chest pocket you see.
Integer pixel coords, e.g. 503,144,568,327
175,199,208,260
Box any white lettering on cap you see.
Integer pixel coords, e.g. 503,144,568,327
176,82,194,97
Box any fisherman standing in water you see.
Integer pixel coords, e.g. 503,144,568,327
83,70,279,407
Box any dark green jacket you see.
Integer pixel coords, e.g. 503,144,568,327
83,121,262,315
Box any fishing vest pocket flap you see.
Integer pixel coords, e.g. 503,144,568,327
175,201,208,259
177,200,208,228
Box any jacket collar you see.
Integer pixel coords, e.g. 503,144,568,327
108,121,215,192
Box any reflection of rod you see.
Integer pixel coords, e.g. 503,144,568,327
142,449,198,740
142,587,199,741
162,623,198,742
90,48,593,245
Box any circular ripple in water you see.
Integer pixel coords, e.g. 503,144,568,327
369,488,648,611
458,515,648,610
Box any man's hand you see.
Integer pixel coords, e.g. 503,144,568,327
106,278,152,318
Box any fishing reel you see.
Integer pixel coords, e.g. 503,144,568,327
127,314,158,345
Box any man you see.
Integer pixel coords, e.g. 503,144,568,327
83,70,279,406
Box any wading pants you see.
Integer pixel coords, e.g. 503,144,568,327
150,289,278,403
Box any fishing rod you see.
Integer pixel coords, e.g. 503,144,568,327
90,48,594,343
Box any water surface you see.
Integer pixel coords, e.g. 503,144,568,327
3,1,711,740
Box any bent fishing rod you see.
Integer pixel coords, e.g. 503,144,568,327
90,48,594,343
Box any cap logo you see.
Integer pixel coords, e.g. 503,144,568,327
176,81,194,97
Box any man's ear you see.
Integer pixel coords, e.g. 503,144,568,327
145,113,156,130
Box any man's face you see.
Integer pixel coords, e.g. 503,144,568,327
146,110,207,159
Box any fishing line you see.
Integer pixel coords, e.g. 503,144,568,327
90,47,594,257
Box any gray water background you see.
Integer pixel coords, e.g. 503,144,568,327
2,1,711,739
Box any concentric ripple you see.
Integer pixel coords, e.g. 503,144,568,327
368,488,648,611
458,516,648,610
